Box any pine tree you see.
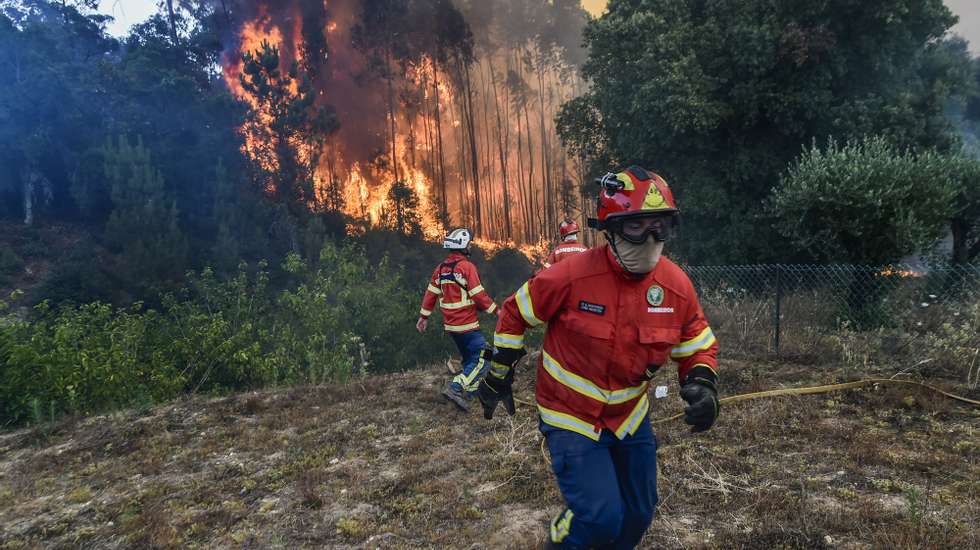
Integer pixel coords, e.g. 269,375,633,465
382,180,423,236
103,136,187,282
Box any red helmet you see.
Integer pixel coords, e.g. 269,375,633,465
587,166,679,240
559,220,579,239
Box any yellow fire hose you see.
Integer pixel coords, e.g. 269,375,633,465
520,378,980,463
651,377,980,424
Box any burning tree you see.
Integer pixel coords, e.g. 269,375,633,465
221,0,589,245
381,180,423,236
239,40,339,215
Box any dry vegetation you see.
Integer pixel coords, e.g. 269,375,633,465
1,359,978,549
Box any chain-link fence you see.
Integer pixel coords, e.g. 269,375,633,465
685,264,980,384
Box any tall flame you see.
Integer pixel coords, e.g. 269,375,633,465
221,0,588,249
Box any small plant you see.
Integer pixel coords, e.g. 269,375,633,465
921,299,980,387
904,486,923,524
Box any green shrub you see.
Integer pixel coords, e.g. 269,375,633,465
161,262,276,392
0,238,455,426
921,300,980,388
0,301,181,425
272,241,450,379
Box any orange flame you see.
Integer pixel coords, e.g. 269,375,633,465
221,1,582,258
879,267,924,278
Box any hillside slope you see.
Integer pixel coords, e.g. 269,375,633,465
1,360,978,549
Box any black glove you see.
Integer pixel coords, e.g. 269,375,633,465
643,364,661,380
680,366,719,433
479,369,515,419
478,347,525,420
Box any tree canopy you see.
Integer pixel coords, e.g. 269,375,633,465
770,136,959,265
559,0,973,264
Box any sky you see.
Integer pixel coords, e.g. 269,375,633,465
98,0,156,37
99,0,978,55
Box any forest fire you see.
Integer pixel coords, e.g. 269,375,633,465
220,0,590,245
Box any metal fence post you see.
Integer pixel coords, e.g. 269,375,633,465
773,264,782,356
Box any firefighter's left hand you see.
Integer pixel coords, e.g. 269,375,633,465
680,366,719,433
416,317,427,333
479,370,515,419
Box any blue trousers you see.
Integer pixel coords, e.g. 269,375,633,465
448,330,489,393
542,415,658,549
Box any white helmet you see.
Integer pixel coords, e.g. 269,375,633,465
443,227,472,250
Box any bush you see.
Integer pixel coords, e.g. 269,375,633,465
0,301,182,425
160,262,276,392
921,300,980,388
29,242,119,305
771,136,958,265
0,238,455,426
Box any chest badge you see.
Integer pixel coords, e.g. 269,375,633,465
646,285,664,306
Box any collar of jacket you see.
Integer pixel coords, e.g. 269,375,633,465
445,251,468,262
603,244,663,283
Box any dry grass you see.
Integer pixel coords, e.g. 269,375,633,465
0,359,978,549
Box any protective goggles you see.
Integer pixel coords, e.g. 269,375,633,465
605,214,677,244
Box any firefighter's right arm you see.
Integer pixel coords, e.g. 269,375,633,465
489,265,570,378
419,268,441,320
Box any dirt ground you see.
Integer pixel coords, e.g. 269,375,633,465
1,359,978,549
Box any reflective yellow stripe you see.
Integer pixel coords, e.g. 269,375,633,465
420,308,432,317
494,333,524,349
440,298,474,310
515,281,543,326
444,321,480,332
468,285,484,297
542,351,607,402
427,284,442,295
542,262,552,268
551,509,574,543
671,327,716,358
615,394,650,440
486,302,498,314
542,351,647,405
489,361,510,378
538,405,600,441
454,352,487,390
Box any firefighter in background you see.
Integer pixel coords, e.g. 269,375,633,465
542,220,588,269
417,227,498,412
479,167,719,549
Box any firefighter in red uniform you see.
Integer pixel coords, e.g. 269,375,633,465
479,167,719,549
418,227,498,412
542,220,588,269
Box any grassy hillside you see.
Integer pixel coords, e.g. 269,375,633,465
1,360,978,549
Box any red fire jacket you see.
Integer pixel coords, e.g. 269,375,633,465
492,245,718,440
542,241,588,268
420,252,497,333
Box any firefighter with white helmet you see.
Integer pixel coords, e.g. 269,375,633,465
542,220,588,269
417,228,498,411
480,167,719,548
